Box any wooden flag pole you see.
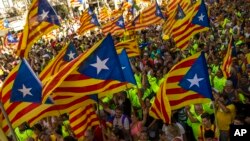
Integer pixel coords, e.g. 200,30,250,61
0,101,18,141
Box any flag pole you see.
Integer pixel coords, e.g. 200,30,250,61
0,101,18,141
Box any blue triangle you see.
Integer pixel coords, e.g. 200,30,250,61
179,52,213,99
89,94,98,102
176,4,185,19
155,2,165,19
118,50,136,85
63,42,78,62
38,0,60,26
90,14,100,26
191,0,210,27
77,34,126,82
116,16,125,29
10,59,42,103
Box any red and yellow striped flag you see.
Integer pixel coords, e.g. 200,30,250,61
0,62,96,134
16,0,60,58
77,13,100,35
172,0,210,50
150,51,212,120
162,0,191,39
149,82,171,123
127,2,164,31
115,39,140,58
221,36,234,78
69,104,100,140
99,6,111,22
42,34,131,103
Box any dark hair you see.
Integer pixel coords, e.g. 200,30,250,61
55,124,63,136
204,130,215,139
112,128,125,139
201,112,210,120
33,123,43,132
115,105,123,112
64,136,77,141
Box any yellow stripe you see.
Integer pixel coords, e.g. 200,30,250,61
171,98,211,110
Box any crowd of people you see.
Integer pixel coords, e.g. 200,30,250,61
0,0,250,141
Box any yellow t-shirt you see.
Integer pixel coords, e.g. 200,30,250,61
216,104,236,130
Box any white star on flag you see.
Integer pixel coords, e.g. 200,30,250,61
88,11,93,15
67,51,75,60
8,36,14,42
187,74,204,88
18,84,33,98
198,13,205,21
91,56,109,75
122,66,126,70
178,12,182,17
91,18,95,23
40,10,49,20
157,10,161,15
118,20,124,26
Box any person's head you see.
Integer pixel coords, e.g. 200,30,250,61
110,128,124,141
139,129,149,141
216,69,224,78
224,80,234,90
194,104,204,115
219,94,231,105
33,123,43,135
131,111,140,123
204,130,215,141
115,106,123,118
201,113,212,127
233,114,245,125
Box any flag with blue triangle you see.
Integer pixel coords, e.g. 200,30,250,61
42,34,131,102
118,49,136,85
155,2,165,20
10,59,42,103
179,52,213,99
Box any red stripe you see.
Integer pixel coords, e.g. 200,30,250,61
55,80,122,93
169,94,205,106
171,58,196,71
166,88,187,94
160,87,169,122
64,74,90,81
167,75,184,83
177,40,189,50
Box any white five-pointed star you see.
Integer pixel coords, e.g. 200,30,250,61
88,11,93,15
157,10,161,15
187,74,204,88
90,56,109,75
67,51,75,60
178,12,182,17
198,13,205,21
40,10,49,20
18,84,33,98
8,36,14,42
91,18,95,23
118,20,123,26
122,66,126,70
